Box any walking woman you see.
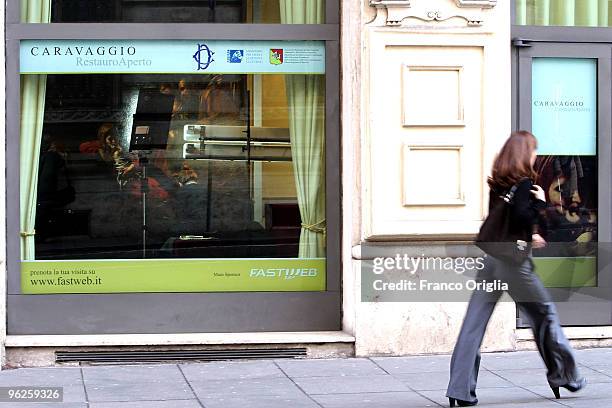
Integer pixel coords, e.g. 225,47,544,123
446,131,586,407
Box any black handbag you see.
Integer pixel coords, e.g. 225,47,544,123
475,181,531,264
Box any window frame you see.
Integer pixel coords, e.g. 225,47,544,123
5,1,342,334
511,0,612,327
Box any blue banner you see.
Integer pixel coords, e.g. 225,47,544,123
532,58,597,156
20,40,325,75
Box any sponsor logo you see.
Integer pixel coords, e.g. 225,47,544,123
249,268,318,280
270,49,283,65
227,49,244,63
193,43,215,70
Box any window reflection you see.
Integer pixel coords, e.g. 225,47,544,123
42,0,321,23
516,0,612,27
533,155,597,258
26,73,325,260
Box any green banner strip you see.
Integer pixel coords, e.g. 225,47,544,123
21,258,326,294
533,257,596,288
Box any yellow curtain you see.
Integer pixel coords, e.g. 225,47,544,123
519,0,611,26
20,0,51,260
279,0,326,258
21,0,51,22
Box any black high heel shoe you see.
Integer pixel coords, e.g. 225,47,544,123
550,377,587,399
448,397,478,407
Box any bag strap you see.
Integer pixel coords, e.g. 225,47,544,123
501,184,519,203
500,177,530,204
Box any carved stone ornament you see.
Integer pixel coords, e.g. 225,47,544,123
369,0,497,27
455,0,497,7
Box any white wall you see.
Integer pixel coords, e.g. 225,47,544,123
345,0,515,355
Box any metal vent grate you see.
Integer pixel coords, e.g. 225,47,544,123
56,348,307,364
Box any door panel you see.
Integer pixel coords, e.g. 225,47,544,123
516,41,612,326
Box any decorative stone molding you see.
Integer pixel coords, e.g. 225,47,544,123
369,0,496,27
455,0,497,7
369,1,412,26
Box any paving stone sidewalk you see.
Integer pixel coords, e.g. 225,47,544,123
0,347,610,407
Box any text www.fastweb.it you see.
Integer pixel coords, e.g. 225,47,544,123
30,277,102,286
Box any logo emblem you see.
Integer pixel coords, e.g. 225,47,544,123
270,49,283,65
193,43,214,71
227,49,244,63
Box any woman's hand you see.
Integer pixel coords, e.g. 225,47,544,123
532,233,547,249
531,184,546,202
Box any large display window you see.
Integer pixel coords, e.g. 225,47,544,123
19,40,327,294
7,0,339,334
22,0,327,24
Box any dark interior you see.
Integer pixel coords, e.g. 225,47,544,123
35,74,300,260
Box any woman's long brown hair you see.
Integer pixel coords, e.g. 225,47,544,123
488,131,538,190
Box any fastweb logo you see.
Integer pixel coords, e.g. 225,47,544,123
250,268,319,280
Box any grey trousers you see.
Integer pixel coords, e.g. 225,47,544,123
446,255,581,403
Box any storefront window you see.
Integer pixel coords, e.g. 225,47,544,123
515,0,612,26
19,40,327,293
531,57,598,287
21,0,326,23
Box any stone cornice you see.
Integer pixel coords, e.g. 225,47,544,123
369,0,497,27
